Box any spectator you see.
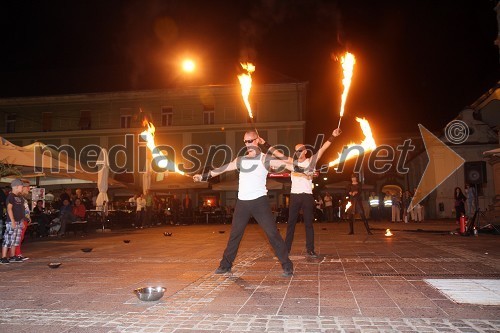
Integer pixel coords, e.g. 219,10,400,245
1,179,25,264
323,192,334,222
454,187,466,224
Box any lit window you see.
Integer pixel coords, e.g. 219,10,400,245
161,107,173,126
203,105,215,125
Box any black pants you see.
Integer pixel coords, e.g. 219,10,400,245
285,193,315,253
348,199,371,234
219,196,292,271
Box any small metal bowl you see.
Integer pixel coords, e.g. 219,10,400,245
81,247,93,252
48,262,62,269
163,232,172,236
123,240,131,243
134,286,166,301
218,230,225,234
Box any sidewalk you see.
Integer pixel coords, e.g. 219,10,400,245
0,219,499,332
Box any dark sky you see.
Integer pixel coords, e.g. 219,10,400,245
0,0,498,144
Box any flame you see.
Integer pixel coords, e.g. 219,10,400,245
140,119,185,175
345,201,352,212
237,62,255,119
329,117,376,168
385,229,393,237
339,52,356,118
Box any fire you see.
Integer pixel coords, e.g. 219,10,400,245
328,117,376,168
339,52,356,118
237,62,255,119
345,201,352,212
140,119,185,175
385,229,393,237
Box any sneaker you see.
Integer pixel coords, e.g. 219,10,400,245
307,250,318,258
0,257,9,265
282,267,293,277
17,255,29,261
9,256,23,263
214,266,231,274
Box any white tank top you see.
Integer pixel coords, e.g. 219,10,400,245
238,154,269,200
291,158,313,194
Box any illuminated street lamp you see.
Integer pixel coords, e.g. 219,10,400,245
181,59,195,73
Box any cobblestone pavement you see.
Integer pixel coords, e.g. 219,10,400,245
1,220,499,332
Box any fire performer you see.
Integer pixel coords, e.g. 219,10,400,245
269,129,342,258
193,131,294,277
346,173,372,235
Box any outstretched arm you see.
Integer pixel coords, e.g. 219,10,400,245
193,158,238,182
314,128,341,161
257,137,293,163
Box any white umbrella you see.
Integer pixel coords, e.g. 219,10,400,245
143,156,151,195
95,148,109,209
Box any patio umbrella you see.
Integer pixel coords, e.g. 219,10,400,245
95,148,109,209
143,157,151,195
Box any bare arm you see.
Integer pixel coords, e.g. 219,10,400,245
257,137,293,163
193,158,238,182
7,202,16,229
314,128,342,161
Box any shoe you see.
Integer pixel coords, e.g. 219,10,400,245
282,267,293,277
0,257,9,265
214,266,231,274
18,255,29,261
9,256,23,263
307,250,318,258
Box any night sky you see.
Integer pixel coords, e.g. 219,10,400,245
0,0,498,145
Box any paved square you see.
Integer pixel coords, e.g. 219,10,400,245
1,220,499,332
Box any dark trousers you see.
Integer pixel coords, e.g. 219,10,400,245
219,196,292,271
349,199,371,234
285,193,315,253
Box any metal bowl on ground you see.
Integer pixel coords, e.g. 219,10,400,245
123,240,131,243
81,247,93,252
134,286,166,301
218,230,225,234
163,232,172,236
48,262,62,269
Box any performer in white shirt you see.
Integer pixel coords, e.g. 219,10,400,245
277,129,341,257
194,131,294,277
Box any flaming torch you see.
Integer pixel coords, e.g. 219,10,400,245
337,52,356,129
140,116,185,176
329,117,376,168
237,62,258,134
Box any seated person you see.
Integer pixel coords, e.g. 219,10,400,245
59,198,86,235
32,199,51,237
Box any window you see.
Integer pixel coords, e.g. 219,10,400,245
79,110,91,130
161,106,173,126
5,114,16,133
203,105,215,125
120,115,132,128
42,112,52,132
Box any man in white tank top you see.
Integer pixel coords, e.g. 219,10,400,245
272,129,341,258
194,131,294,277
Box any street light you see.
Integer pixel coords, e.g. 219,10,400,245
181,59,195,73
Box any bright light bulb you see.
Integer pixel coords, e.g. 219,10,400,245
182,59,195,72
